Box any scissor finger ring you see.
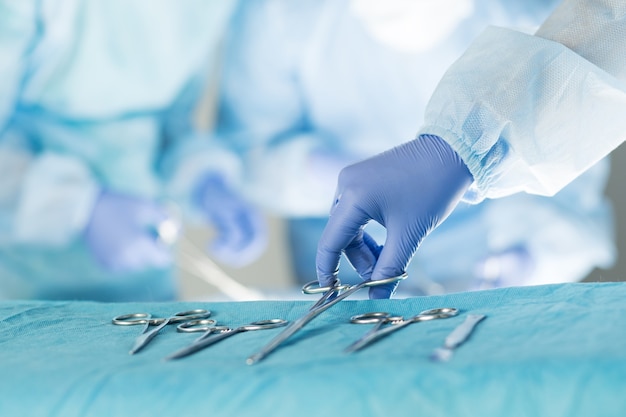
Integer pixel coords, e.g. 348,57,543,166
302,280,351,294
112,313,166,326
350,312,403,324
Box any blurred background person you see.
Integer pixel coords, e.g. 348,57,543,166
0,1,266,301
211,0,616,295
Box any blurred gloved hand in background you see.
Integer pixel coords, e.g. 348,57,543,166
192,172,268,267
316,134,473,299
83,191,174,273
473,245,535,290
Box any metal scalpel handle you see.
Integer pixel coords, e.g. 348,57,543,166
430,314,486,362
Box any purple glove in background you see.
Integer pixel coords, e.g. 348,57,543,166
84,191,173,272
193,172,267,267
473,245,536,290
316,134,473,299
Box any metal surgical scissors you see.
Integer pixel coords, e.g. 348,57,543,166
344,312,404,352
112,309,211,354
246,273,408,365
176,318,232,342
345,308,459,353
166,318,289,360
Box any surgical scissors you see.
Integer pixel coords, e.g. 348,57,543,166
344,312,404,352
176,318,232,342
246,273,408,365
166,318,289,360
112,309,211,354
345,308,459,353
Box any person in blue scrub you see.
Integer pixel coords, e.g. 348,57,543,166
0,1,266,301
314,0,626,298
214,0,616,297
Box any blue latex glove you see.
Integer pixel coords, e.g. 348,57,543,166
84,191,174,272
473,245,536,290
316,134,473,299
193,172,267,267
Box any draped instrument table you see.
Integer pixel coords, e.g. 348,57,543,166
1,282,625,417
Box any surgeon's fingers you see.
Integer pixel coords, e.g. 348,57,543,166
369,226,419,299
135,199,172,226
342,231,398,299
316,200,371,287
368,280,400,300
118,236,172,272
343,231,382,280
209,205,268,267
345,232,398,299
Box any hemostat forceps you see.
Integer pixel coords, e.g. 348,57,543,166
112,309,211,354
166,318,288,360
246,273,408,365
346,308,459,353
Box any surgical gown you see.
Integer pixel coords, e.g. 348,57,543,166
0,0,237,301
215,0,615,293
418,0,626,202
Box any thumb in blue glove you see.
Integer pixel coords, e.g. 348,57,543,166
316,134,473,299
193,172,268,267
84,191,174,272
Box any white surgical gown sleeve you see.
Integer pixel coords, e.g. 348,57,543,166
418,0,626,202
0,1,99,247
213,0,341,216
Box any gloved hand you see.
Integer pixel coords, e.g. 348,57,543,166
473,245,535,290
316,134,473,299
84,191,174,272
193,172,267,267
